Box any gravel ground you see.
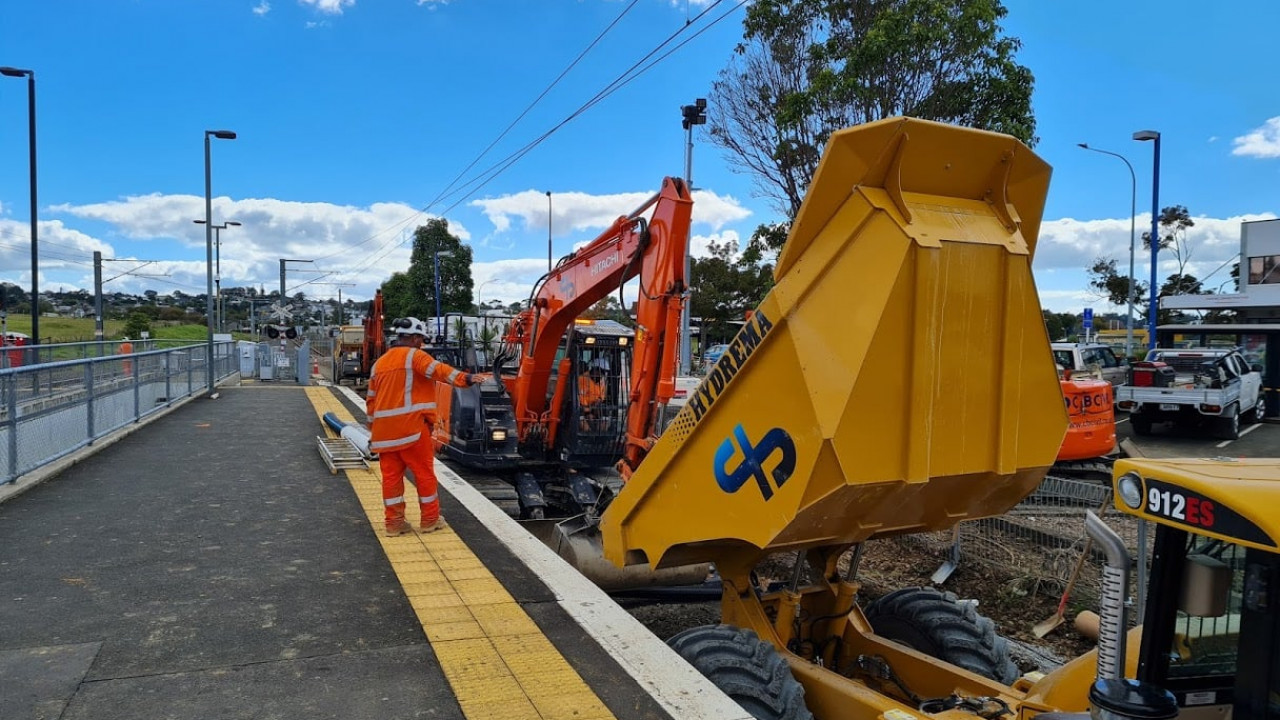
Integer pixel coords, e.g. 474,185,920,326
617,540,1099,674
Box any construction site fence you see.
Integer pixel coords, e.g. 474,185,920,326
0,341,238,485
890,474,1153,618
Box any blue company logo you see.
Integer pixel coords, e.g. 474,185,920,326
714,425,797,501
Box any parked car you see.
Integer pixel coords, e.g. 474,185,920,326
1114,347,1265,440
703,343,729,369
1051,342,1127,386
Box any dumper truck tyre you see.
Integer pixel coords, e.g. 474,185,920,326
667,625,813,720
865,587,1019,685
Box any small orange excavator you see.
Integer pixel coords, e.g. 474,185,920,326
1057,374,1116,462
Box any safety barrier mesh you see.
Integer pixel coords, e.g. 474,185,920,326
0,342,238,485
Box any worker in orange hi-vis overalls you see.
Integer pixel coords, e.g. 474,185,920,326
120,337,134,376
366,317,478,537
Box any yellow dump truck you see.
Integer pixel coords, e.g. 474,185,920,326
597,118,1280,720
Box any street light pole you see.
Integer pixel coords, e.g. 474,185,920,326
193,219,241,333
204,129,236,396
679,98,707,376
1078,143,1137,358
1,67,39,345
434,250,452,339
1134,130,1161,350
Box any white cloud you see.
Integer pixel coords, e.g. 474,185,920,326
1034,212,1272,275
0,216,114,290
1032,212,1277,314
49,194,467,299
1037,289,1099,314
417,0,448,7
299,0,353,14
1232,117,1280,158
252,1,271,15
469,187,750,241
690,230,741,259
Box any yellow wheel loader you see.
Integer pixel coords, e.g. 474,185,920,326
598,118,1280,719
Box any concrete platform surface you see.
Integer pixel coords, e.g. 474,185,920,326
0,384,747,720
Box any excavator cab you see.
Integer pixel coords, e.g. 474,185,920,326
557,320,632,470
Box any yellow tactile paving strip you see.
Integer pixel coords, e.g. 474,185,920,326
304,387,616,720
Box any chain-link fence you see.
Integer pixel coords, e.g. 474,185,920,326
893,474,1152,612
0,341,238,485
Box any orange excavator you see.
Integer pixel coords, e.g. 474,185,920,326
1056,370,1118,476
431,177,693,526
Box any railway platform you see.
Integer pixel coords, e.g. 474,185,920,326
0,382,747,720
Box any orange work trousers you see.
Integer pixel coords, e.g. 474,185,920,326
378,433,440,528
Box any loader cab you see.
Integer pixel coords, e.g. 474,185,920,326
1133,527,1280,720
1113,460,1280,720
557,320,632,469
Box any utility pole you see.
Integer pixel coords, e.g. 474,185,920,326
278,258,318,327
679,98,707,375
309,282,355,330
93,251,104,343
95,255,166,350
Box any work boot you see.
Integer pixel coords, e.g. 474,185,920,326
385,519,413,537
420,517,448,534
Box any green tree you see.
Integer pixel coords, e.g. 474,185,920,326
123,312,152,338
691,239,775,345
1087,256,1148,310
408,218,474,318
582,296,633,326
1088,205,1200,325
1042,310,1079,342
380,272,421,322
711,0,1036,219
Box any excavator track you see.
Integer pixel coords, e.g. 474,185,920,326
1047,457,1115,485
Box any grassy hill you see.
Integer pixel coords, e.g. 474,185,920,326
2,316,250,344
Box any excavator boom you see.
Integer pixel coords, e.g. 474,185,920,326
505,177,692,465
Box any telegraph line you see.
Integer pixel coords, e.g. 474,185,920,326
322,0,740,288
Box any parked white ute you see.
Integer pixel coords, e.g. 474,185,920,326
1115,347,1265,440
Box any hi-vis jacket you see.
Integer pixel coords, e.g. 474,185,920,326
366,346,468,453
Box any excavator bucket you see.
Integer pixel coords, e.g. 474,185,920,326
601,117,1068,572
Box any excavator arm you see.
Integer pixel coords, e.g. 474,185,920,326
504,177,693,472
361,289,385,378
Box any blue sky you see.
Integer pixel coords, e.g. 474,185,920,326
1,0,1278,317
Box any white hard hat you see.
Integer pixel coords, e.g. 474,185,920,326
590,357,610,371
393,317,429,337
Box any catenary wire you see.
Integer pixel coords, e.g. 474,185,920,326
321,0,740,289
308,0,644,268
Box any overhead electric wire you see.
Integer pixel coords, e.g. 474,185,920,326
429,0,733,214
322,1,736,285
308,0,644,271
325,0,742,288
422,0,644,216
